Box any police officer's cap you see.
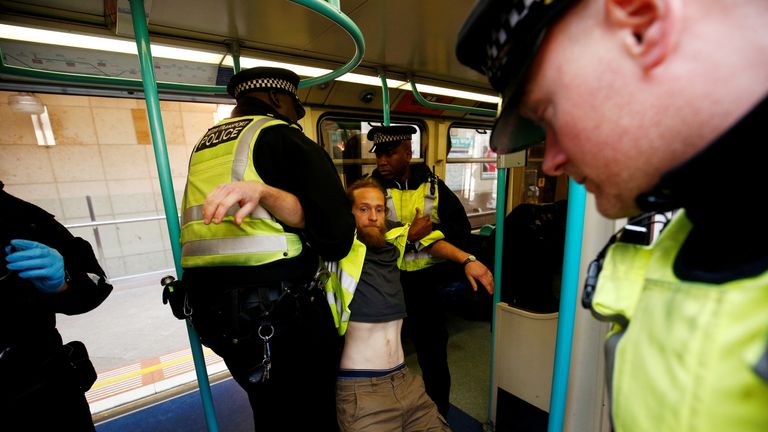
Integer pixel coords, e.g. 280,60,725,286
367,125,417,154
456,0,577,153
227,66,306,120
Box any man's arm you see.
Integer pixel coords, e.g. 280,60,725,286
202,181,305,228
255,127,355,261
433,179,472,248
426,240,494,294
407,207,433,242
5,206,113,315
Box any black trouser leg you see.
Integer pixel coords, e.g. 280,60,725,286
402,268,451,417
203,292,341,431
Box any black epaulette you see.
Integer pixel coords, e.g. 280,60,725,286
429,165,438,196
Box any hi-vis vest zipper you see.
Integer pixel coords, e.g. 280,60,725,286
586,211,768,432
385,176,445,271
323,225,409,335
180,115,303,267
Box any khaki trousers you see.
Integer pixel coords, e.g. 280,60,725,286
336,366,451,432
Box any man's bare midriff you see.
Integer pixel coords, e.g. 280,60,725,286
340,320,404,370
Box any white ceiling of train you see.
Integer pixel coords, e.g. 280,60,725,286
0,0,493,94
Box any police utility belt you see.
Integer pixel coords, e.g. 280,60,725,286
161,270,329,322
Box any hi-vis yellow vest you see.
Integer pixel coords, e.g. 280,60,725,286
386,181,445,271
180,115,303,267
591,211,768,432
323,225,409,335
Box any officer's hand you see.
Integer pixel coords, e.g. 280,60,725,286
203,181,265,225
464,260,494,295
5,239,66,293
407,208,432,242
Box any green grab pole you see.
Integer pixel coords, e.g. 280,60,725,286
547,179,586,432
231,40,241,74
379,72,390,126
290,0,365,88
325,0,341,8
486,165,507,424
408,79,496,117
128,1,219,431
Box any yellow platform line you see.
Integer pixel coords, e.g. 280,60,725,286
90,348,217,391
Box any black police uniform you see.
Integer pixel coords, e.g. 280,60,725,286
182,68,355,431
0,182,113,431
370,163,471,417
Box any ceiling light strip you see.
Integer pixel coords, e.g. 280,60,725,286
0,23,497,102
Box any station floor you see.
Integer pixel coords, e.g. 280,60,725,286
89,313,492,431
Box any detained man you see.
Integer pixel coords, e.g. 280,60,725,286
329,178,494,431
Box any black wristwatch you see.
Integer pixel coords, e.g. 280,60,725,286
462,255,477,266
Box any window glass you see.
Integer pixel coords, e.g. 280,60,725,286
318,117,423,188
446,126,497,228
0,90,228,416
521,142,563,205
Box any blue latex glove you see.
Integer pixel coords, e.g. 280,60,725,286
5,239,66,293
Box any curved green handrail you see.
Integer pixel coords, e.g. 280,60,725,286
0,1,364,91
408,78,496,117
290,0,365,88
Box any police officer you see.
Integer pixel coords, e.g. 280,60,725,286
456,0,768,430
368,125,491,417
179,67,355,431
1,181,113,431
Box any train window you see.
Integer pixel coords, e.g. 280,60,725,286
1,90,230,414
317,115,424,188
446,125,497,229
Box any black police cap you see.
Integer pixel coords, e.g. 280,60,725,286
456,0,577,153
367,125,417,153
227,66,305,119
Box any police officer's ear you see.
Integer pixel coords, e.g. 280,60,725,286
605,0,681,71
403,141,413,159
267,90,300,122
268,90,283,108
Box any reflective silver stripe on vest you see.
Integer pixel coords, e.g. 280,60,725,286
182,234,288,257
340,270,357,295
423,192,435,217
182,203,271,225
338,269,357,323
604,330,623,429
403,250,433,263
385,191,399,223
232,117,274,181
756,341,768,383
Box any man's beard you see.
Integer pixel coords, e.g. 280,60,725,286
357,224,388,248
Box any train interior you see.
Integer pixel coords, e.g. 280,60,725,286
0,1,617,431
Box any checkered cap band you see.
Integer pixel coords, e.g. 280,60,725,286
372,133,412,144
233,78,298,99
483,0,543,83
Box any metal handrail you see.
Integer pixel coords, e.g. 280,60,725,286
293,0,366,88
445,157,496,163
408,78,497,117
64,215,167,229
467,210,496,217
0,1,365,92
379,71,391,126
